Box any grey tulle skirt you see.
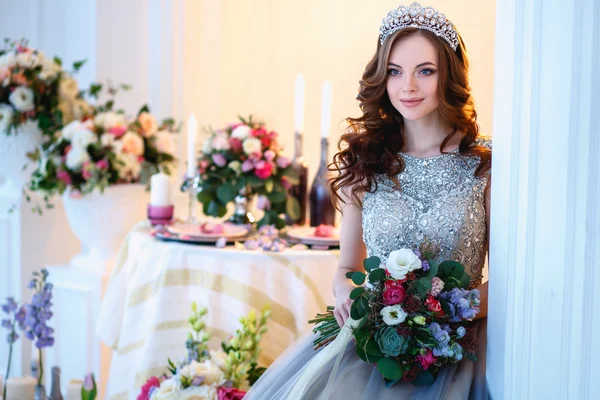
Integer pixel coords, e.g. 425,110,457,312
245,319,488,400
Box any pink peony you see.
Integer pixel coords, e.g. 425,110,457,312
276,155,291,169
212,153,227,167
137,376,160,400
263,150,276,162
416,349,437,370
229,138,243,153
199,159,209,174
108,125,127,137
218,387,246,400
56,170,72,185
254,160,274,179
96,159,109,170
251,128,266,138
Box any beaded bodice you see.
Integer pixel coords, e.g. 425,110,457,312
362,139,491,288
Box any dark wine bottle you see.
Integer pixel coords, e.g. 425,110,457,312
309,138,336,226
286,131,308,225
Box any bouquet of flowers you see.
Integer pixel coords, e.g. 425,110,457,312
28,86,178,201
138,302,270,400
311,245,481,386
197,116,300,228
0,38,89,136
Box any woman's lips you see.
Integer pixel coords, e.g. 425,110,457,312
400,98,424,107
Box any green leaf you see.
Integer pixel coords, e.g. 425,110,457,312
376,358,404,381
345,271,354,279
265,178,274,193
267,190,287,204
247,175,264,189
356,336,384,363
205,200,227,217
286,196,300,220
351,272,366,286
73,59,87,71
459,273,471,289
363,256,381,272
425,259,438,278
412,370,435,386
216,183,236,204
356,296,370,317
53,56,62,67
417,278,432,298
368,268,387,284
439,299,452,316
439,261,464,279
350,302,361,320
349,287,364,300
137,104,151,115
274,216,286,230
197,190,214,205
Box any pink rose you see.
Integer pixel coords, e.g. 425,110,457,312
382,285,407,306
416,349,437,370
82,162,93,180
108,125,127,137
276,155,291,168
96,159,109,170
251,128,266,138
229,137,243,153
121,131,145,156
254,160,274,180
137,112,158,137
56,170,72,185
212,153,227,167
137,376,160,400
218,387,246,400
264,150,276,162
241,159,255,172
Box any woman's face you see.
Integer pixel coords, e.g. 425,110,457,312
386,33,440,121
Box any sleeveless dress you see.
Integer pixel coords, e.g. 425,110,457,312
245,139,492,400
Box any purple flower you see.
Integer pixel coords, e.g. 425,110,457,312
191,375,205,386
413,249,422,258
211,153,227,167
256,195,271,211
23,271,54,349
6,332,18,344
2,297,18,314
2,319,12,329
83,373,94,390
244,239,259,250
27,280,37,289
421,260,430,271
241,159,255,172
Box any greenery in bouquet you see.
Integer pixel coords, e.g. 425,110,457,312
28,82,178,206
138,302,270,400
311,243,481,386
196,116,300,228
0,38,89,136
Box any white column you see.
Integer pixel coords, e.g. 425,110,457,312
487,0,600,399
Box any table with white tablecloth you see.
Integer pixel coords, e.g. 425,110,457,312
96,222,339,400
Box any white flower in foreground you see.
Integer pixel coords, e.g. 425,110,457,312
380,304,408,326
181,384,217,400
116,152,142,181
0,103,14,131
150,378,179,400
71,126,97,149
231,124,251,139
385,248,422,280
9,86,35,112
65,147,90,170
242,137,261,155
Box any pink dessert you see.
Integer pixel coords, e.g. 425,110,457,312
200,222,225,234
314,224,334,238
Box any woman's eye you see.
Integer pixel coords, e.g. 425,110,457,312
387,69,401,76
419,68,435,75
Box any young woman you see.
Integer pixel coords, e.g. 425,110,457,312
247,3,491,399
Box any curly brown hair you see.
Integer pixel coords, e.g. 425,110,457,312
329,28,491,209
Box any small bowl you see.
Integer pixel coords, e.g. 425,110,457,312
148,204,174,226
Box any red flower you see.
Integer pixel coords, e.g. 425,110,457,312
218,387,246,400
137,376,160,400
254,160,274,179
229,137,243,153
251,128,267,138
416,349,437,370
425,295,442,313
382,281,406,305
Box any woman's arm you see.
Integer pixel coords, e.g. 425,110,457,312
332,185,367,326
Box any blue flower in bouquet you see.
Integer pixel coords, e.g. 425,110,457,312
427,322,451,347
456,326,466,339
439,288,480,322
375,326,409,357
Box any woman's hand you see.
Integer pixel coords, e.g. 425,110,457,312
333,281,356,328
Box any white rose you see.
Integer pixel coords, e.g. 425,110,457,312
211,133,230,151
115,152,142,181
150,379,179,400
138,112,158,137
242,137,261,155
60,120,83,141
180,360,224,386
16,51,40,68
181,385,218,400
0,103,14,132
380,304,408,326
71,127,97,149
201,137,213,154
65,147,90,170
40,57,62,80
95,111,126,131
156,130,175,154
385,249,422,280
0,53,16,68
231,124,251,139
100,133,115,148
9,86,35,112
121,131,145,156
209,349,228,372
59,77,79,99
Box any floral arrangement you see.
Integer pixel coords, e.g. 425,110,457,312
197,116,300,228
28,86,178,200
138,302,270,400
311,245,480,386
2,269,55,398
0,38,89,136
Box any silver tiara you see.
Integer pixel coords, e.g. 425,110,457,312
379,2,459,51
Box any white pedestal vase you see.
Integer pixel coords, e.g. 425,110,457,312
0,120,44,192
62,184,148,266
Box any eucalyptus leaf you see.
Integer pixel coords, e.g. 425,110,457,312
376,358,404,381
351,272,366,286
350,287,365,300
363,256,381,272
368,268,387,284
216,183,236,204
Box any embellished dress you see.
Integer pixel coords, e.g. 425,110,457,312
245,139,492,400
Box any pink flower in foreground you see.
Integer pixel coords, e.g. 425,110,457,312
96,159,109,170
218,387,246,400
108,125,127,137
137,376,160,400
254,160,274,180
229,137,243,153
276,155,291,168
241,158,255,173
416,349,437,370
56,170,72,185
263,150,276,162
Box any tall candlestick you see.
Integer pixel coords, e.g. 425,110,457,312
294,73,305,133
187,113,197,178
150,172,171,206
320,80,332,138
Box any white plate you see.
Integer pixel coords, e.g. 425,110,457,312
167,222,249,240
286,226,340,246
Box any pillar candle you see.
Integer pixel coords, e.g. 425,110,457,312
187,113,198,178
150,172,171,206
6,376,36,400
66,380,83,400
